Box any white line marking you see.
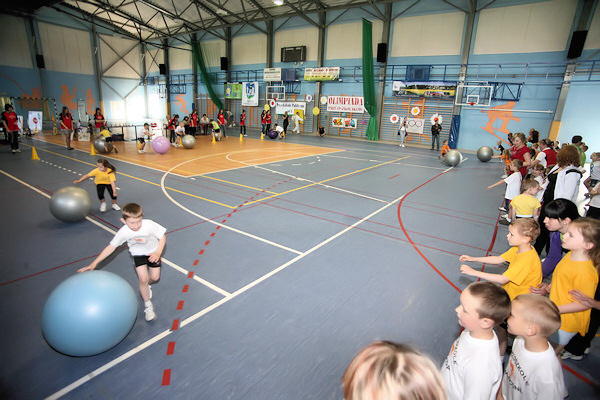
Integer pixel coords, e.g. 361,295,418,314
47,186,408,399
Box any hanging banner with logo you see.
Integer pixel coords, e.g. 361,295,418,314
331,118,357,129
28,111,43,132
224,83,243,99
405,118,424,134
275,101,306,115
392,81,456,98
303,67,340,81
242,82,259,106
264,68,282,81
326,96,365,113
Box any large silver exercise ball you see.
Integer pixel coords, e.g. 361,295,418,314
181,134,196,149
445,150,462,167
477,146,494,162
94,137,113,154
49,186,92,222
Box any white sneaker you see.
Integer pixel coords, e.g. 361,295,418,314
498,206,507,211
112,203,121,211
401,144,405,147
561,350,583,361
138,150,144,153
100,202,107,212
15,149,21,153
144,304,156,321
501,213,508,218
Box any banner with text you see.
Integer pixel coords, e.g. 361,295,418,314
275,101,306,115
392,81,456,98
327,96,365,113
405,118,425,134
264,68,282,81
242,82,259,106
224,83,243,99
304,67,340,81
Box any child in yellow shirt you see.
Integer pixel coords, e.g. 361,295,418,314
74,158,120,212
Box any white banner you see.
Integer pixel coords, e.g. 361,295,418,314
264,68,282,81
304,67,340,81
242,82,259,106
326,96,365,113
405,118,424,134
275,101,306,115
28,111,43,131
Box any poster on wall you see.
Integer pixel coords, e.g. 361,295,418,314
331,117,357,129
304,67,340,81
326,96,365,113
224,83,242,99
404,118,425,134
242,82,259,106
264,68,282,81
28,111,43,132
392,81,456,98
275,101,306,115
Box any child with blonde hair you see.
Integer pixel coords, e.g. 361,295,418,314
489,159,523,212
500,294,566,399
530,218,600,354
343,341,447,400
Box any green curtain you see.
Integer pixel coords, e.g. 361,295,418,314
362,19,378,141
191,41,224,111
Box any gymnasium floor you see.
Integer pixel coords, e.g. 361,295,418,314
1,131,599,399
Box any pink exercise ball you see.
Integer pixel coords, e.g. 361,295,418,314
152,136,170,154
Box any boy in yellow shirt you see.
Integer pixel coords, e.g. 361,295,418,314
503,179,541,225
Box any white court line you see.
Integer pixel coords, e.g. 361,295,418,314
160,157,303,255
0,169,228,295
322,153,447,170
47,184,407,400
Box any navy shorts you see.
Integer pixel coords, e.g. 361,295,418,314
133,255,161,268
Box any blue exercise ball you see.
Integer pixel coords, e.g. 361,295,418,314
42,270,138,356
267,130,278,139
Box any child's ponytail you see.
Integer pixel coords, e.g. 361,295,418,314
97,158,117,174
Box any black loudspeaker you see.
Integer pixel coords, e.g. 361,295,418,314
159,63,166,75
36,54,45,69
376,43,387,63
567,30,587,59
220,57,228,71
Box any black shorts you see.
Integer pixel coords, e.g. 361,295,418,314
138,138,145,144
104,136,113,143
133,255,161,268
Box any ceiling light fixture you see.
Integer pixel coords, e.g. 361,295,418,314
274,0,284,5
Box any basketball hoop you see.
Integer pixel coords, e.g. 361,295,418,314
469,102,475,106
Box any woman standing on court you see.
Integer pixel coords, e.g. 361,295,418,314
260,110,266,136
282,111,289,137
1,104,21,154
189,110,198,136
534,145,583,254
510,132,532,177
93,108,105,137
59,106,75,150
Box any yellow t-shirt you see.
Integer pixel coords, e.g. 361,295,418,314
510,194,541,217
99,129,112,138
549,252,598,335
88,168,116,185
501,246,542,300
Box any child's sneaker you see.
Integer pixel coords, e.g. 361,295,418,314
561,350,583,361
112,203,121,211
498,206,507,211
100,202,107,212
144,304,156,321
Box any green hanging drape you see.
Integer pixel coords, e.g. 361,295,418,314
362,19,378,141
191,41,224,111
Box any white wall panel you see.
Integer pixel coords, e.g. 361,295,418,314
274,28,318,62
169,46,192,71
200,40,225,68
100,35,140,78
391,12,464,57
0,15,32,68
233,34,267,64
326,21,383,60
474,0,577,54
585,6,600,50
39,22,92,74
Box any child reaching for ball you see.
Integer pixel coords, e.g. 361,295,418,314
78,203,166,321
74,158,120,212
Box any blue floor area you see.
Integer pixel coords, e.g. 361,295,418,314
1,134,599,399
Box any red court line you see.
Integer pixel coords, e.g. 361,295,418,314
166,342,175,355
182,285,189,292
561,362,598,387
401,204,497,226
161,369,171,386
397,169,462,293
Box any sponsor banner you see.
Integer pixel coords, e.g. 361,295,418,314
405,118,424,134
304,67,340,81
224,83,243,99
242,82,259,106
393,81,456,98
28,111,43,131
264,68,282,81
331,117,357,129
275,101,306,115
326,96,365,113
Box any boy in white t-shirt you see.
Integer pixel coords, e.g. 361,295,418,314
500,294,567,400
138,122,154,153
488,159,523,214
174,121,186,147
441,281,511,400
78,203,166,321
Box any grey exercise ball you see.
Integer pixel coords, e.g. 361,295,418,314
94,137,113,154
445,150,462,167
477,146,494,162
50,186,92,222
181,134,196,149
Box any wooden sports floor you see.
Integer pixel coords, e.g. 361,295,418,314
1,131,599,399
